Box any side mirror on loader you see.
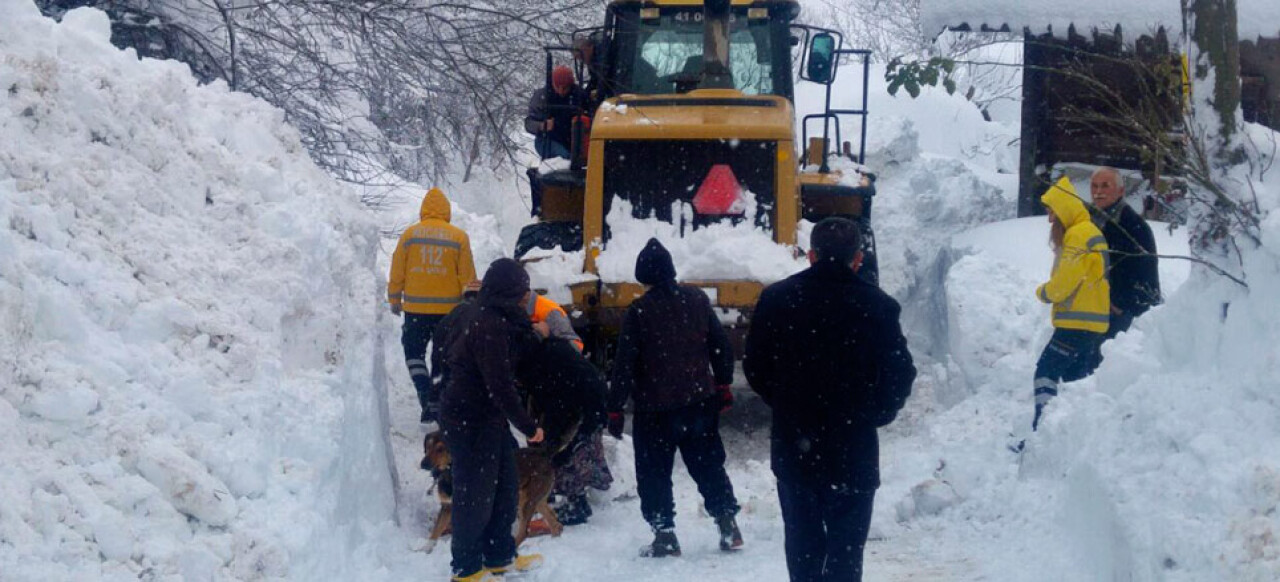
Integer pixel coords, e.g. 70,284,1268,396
806,33,836,84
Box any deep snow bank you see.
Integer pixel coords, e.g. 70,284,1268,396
0,2,393,579
920,159,1280,580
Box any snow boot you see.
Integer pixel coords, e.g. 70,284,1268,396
487,553,544,575
716,515,743,551
639,529,681,558
451,570,499,582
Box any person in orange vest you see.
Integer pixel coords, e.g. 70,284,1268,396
388,187,477,423
526,294,583,351
522,294,611,529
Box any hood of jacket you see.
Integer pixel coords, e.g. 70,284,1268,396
419,187,452,222
1041,177,1089,229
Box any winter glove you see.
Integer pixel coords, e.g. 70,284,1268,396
606,412,625,439
390,303,402,316
716,385,734,413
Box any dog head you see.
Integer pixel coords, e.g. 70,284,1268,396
420,430,451,478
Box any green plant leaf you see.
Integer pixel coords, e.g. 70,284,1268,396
905,79,920,98
887,77,902,96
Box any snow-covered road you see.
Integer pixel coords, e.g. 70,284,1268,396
381,365,986,582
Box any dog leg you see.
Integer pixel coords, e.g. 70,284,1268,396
426,505,452,553
538,498,564,537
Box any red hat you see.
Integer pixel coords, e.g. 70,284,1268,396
552,65,575,90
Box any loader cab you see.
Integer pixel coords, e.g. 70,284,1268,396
605,2,799,101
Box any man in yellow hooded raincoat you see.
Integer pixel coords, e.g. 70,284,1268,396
388,187,477,423
1032,177,1110,431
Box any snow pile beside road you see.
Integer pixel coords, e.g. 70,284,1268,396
915,153,1280,580
0,3,393,580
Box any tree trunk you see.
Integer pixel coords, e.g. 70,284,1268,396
1188,0,1241,151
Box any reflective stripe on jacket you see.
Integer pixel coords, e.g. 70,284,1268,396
527,294,583,351
388,188,477,315
1037,178,1111,334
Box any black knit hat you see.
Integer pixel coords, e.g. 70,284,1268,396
480,258,530,306
635,238,676,285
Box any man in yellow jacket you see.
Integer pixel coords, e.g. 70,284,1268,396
1031,177,1110,431
388,187,477,423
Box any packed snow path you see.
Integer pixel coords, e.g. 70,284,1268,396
383,370,984,582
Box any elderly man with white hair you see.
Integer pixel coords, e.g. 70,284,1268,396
1089,167,1162,339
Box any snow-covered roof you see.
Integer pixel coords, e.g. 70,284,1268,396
922,0,1280,42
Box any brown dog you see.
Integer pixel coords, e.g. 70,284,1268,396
420,429,567,551
420,431,455,548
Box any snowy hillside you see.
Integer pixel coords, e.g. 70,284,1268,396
0,2,396,579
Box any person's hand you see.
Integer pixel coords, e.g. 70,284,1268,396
390,304,402,316
716,385,734,413
544,118,555,132
1111,305,1124,315
528,428,545,444
606,412,625,439
533,321,551,339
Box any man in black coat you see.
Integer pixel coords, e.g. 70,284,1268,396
608,238,741,558
519,337,611,525
744,217,915,582
1089,167,1162,339
439,258,546,581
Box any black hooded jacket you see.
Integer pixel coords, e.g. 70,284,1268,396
1093,203,1162,316
743,260,916,491
518,338,608,441
609,239,734,413
440,259,540,436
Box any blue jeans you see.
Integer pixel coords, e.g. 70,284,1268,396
535,135,571,160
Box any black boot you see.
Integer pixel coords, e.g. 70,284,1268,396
557,493,592,526
639,529,681,558
716,515,743,551
527,167,543,218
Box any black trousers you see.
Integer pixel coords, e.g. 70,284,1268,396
441,421,518,576
1104,310,1136,341
1032,328,1104,429
777,479,875,582
633,397,739,531
401,313,444,416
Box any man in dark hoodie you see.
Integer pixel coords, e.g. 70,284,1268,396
436,283,610,528
608,238,741,558
439,258,546,582
744,217,915,582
